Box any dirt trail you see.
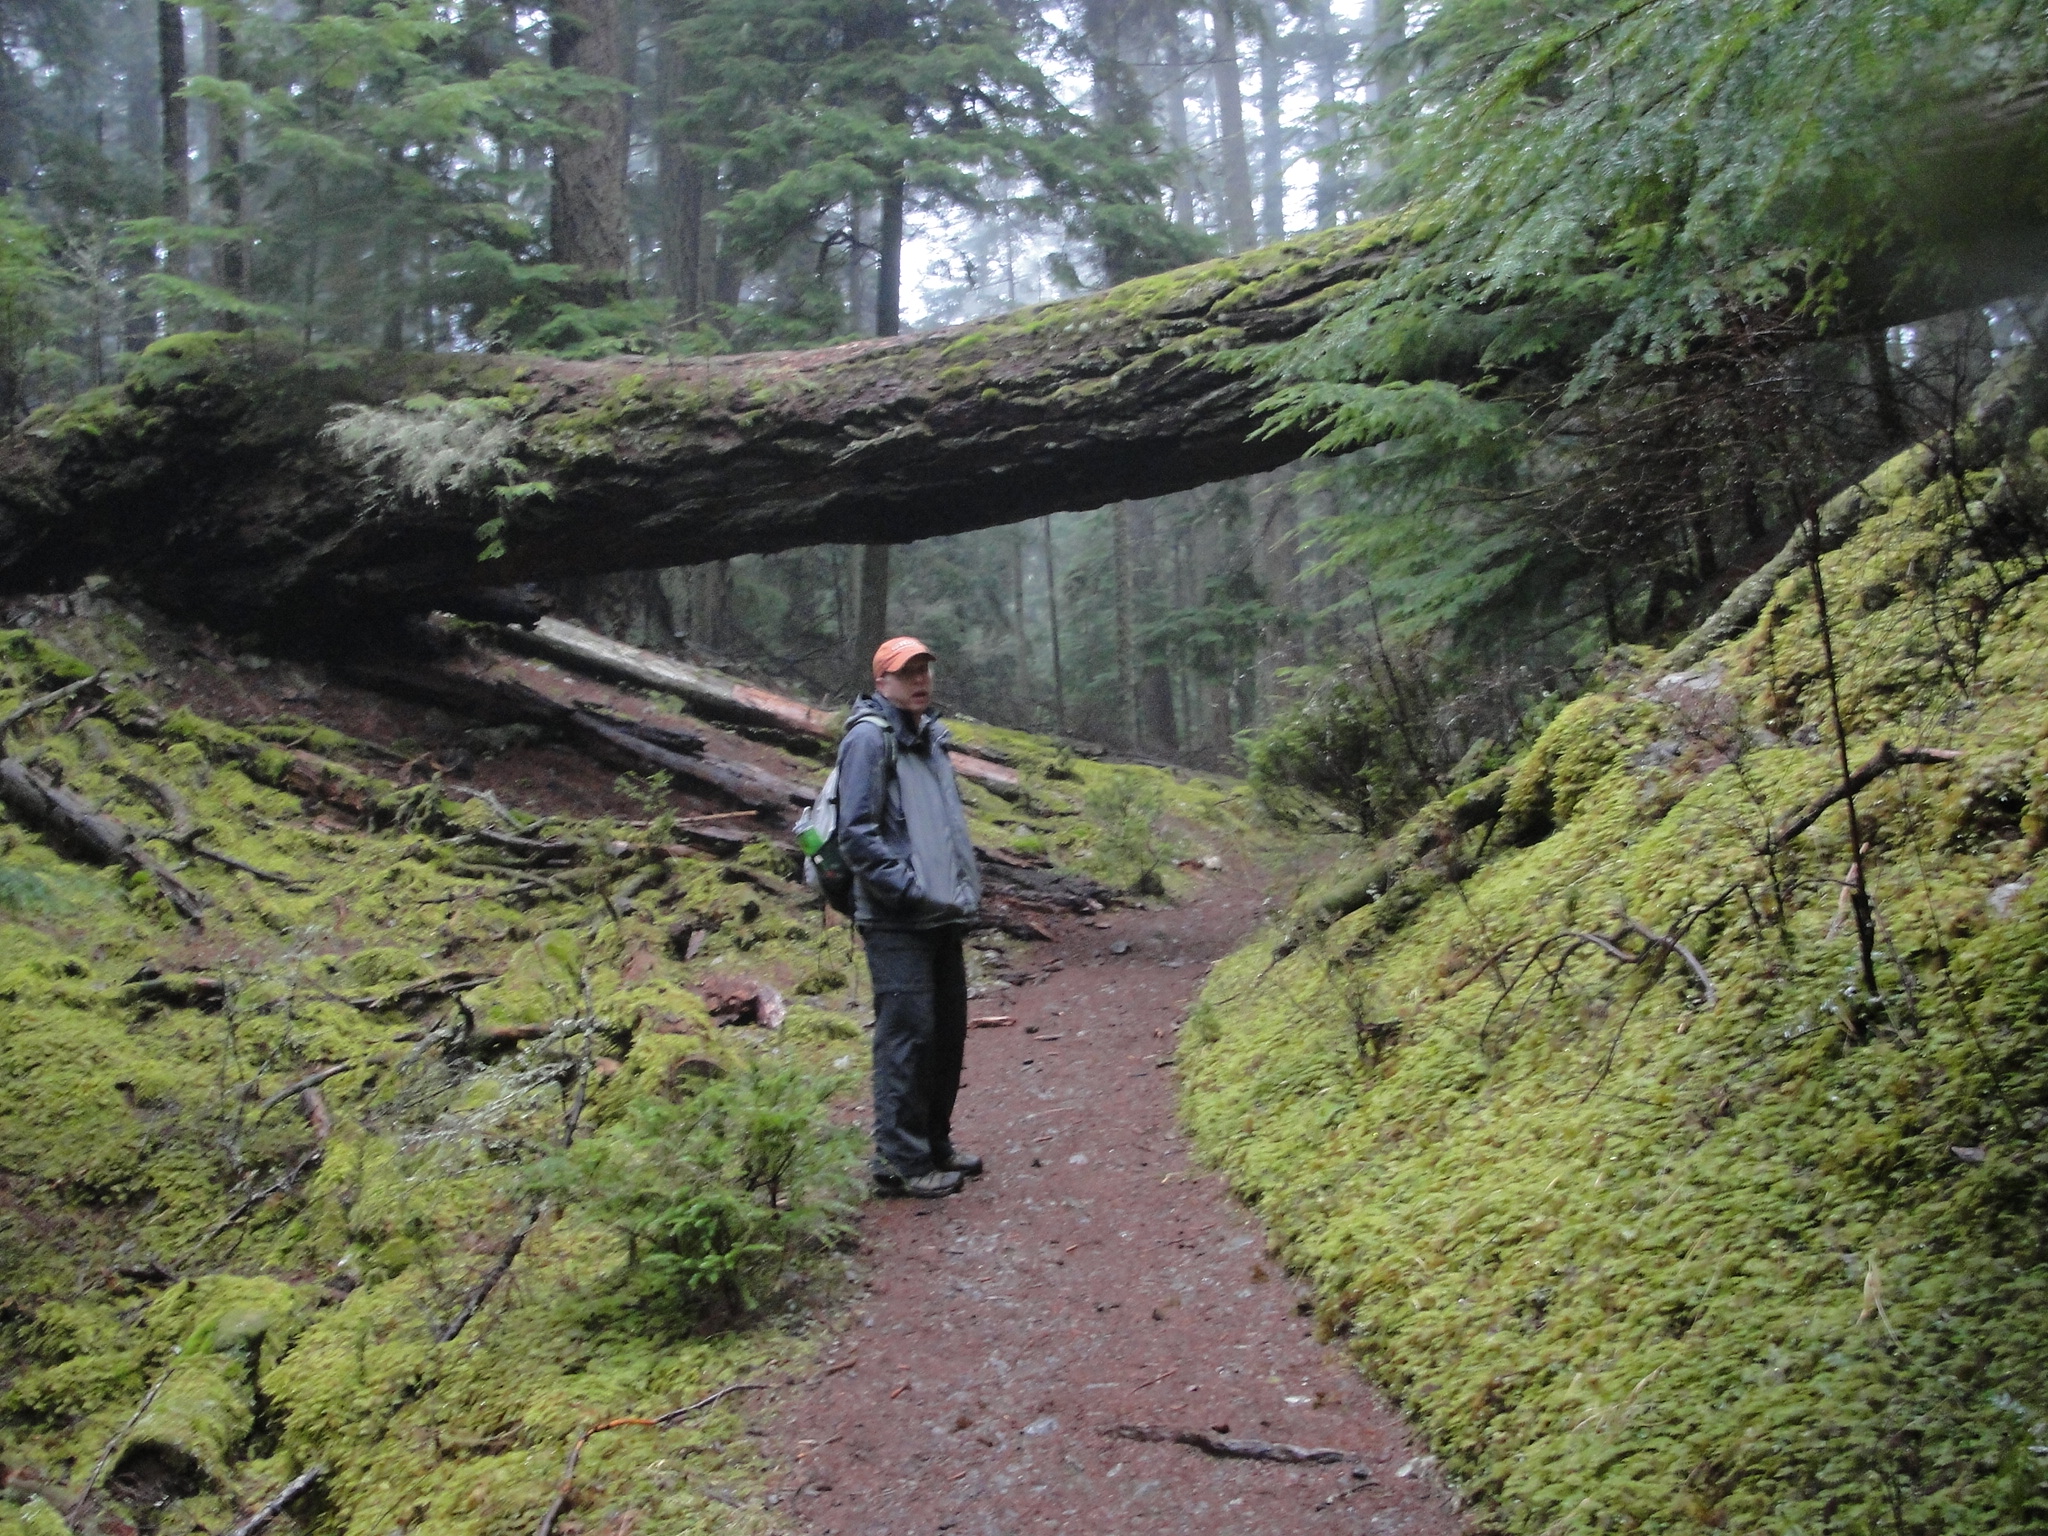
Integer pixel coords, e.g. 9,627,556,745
758,868,1465,1535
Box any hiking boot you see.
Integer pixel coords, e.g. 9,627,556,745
935,1149,984,1177
874,1168,963,1198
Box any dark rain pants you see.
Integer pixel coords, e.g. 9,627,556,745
862,924,968,1177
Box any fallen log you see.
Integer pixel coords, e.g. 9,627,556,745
501,618,1023,795
0,757,208,922
505,617,840,739
568,713,812,822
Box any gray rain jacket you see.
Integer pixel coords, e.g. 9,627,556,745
835,695,982,931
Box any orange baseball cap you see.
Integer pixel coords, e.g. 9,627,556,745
872,636,935,680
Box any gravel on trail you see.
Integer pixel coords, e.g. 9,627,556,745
759,867,1467,1536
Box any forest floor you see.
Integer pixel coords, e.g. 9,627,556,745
754,864,1465,1536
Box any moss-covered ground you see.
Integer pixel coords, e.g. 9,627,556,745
0,616,1252,1536
1178,427,2048,1532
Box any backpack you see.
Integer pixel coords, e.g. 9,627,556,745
795,720,894,915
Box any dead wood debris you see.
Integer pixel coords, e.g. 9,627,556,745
0,756,209,923
1104,1423,1354,1464
1768,740,1961,851
532,1384,771,1536
225,1465,325,1536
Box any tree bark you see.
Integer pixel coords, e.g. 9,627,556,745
551,0,631,303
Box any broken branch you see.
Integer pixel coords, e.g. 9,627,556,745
533,1384,770,1536
254,1064,354,1121
225,1465,325,1536
0,672,103,741
0,756,208,922
1768,742,1961,851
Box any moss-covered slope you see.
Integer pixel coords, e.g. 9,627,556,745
1180,429,2048,1532
0,620,1250,1536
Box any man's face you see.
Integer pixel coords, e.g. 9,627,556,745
877,657,933,713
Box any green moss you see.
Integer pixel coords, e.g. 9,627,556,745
1,612,1268,1536
1180,429,2048,1532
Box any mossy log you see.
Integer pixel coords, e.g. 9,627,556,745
0,223,1403,639
0,187,2041,640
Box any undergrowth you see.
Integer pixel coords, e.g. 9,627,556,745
0,617,1244,1536
1180,421,2048,1532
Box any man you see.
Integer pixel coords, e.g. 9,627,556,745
836,636,985,1198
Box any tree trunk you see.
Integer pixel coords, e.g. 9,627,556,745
1209,2,1257,252
1363,1,1404,183
1041,517,1065,733
157,2,188,229
1113,504,1136,747
1309,0,1342,227
875,170,903,338
854,542,890,688
1128,498,1177,752
207,13,245,320
550,0,631,303
654,17,701,322
0,206,2036,641
1010,525,1031,715
1162,26,1198,229
1256,0,1286,244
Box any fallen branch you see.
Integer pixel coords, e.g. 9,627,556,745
180,1142,328,1262
254,1064,354,1121
532,1384,771,1536
1617,919,1718,1009
0,757,208,922
1104,1424,1352,1464
1554,921,1716,1011
122,770,313,887
225,1465,325,1536
346,969,493,1013
437,1199,546,1344
0,672,103,741
1768,741,1961,852
68,1370,170,1516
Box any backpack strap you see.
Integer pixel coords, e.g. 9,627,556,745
833,716,897,811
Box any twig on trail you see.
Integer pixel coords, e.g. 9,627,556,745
69,1369,170,1515
533,1385,770,1536
226,1465,325,1536
1124,1366,1178,1393
653,1381,772,1426
254,1064,354,1121
1105,1424,1352,1464
0,672,102,741
1767,741,1960,852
